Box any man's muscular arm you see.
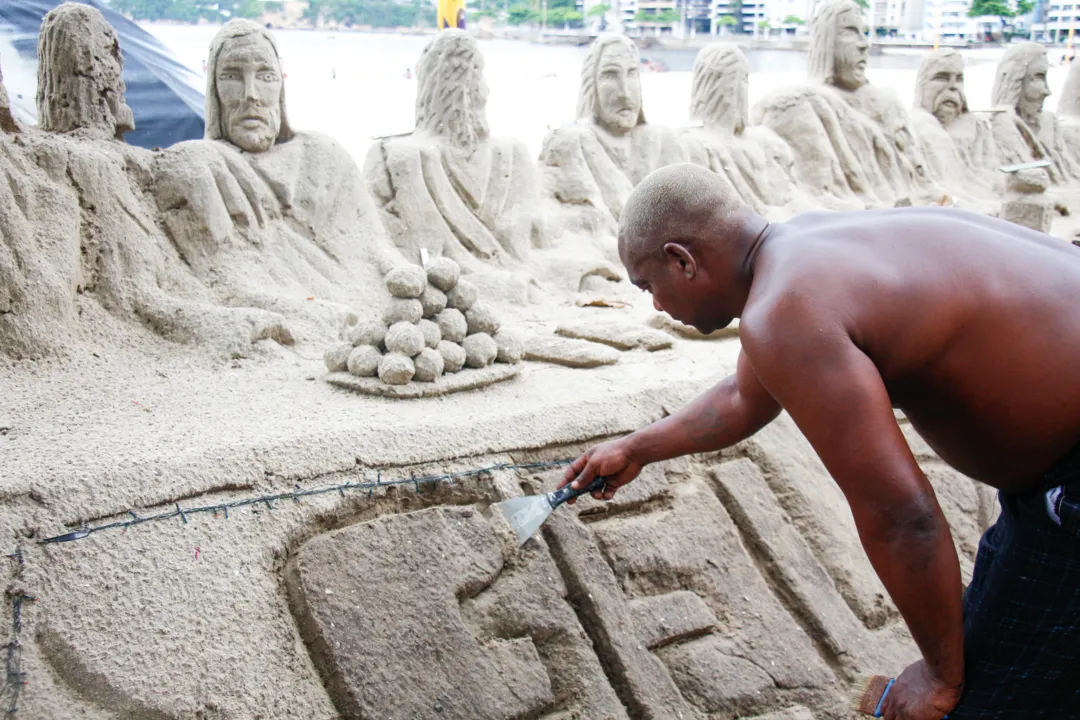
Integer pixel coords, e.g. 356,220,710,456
740,297,964,713
560,351,781,499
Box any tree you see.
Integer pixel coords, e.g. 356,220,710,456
757,19,769,29
587,3,610,18
657,8,680,23
782,14,804,24
852,0,868,8
968,0,1016,24
633,8,653,22
507,2,539,24
233,0,263,20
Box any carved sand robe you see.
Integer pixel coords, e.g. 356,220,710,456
152,20,403,339
364,30,544,269
752,0,932,207
538,34,689,236
989,42,1078,183
36,2,134,140
683,44,814,216
909,49,999,195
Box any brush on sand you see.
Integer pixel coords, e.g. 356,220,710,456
491,476,608,546
848,675,948,718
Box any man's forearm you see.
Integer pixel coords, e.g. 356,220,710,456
625,375,776,466
860,506,965,688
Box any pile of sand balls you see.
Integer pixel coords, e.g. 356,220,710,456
324,258,523,385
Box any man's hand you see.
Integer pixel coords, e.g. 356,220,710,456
881,660,962,720
559,438,643,503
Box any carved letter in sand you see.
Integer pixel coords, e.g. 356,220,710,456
752,0,932,207
990,42,1077,183
37,3,135,140
538,34,689,236
152,20,403,338
365,30,544,269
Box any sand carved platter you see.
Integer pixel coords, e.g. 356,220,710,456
325,363,521,398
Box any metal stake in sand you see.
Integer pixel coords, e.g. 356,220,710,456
492,476,607,546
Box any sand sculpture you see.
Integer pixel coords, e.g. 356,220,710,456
325,258,523,397
753,0,933,207
2,4,299,359
909,49,1000,196
989,42,1078,182
364,30,545,269
683,44,816,217
0,6,1048,719
0,58,18,133
538,34,689,236
151,20,406,343
1057,60,1080,169
36,3,135,140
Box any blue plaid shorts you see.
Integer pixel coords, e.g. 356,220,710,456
949,446,1080,719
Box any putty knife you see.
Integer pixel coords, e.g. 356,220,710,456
492,476,608,546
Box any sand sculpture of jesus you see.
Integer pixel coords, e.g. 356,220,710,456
683,43,818,218
364,30,545,270
538,34,689,237
989,42,1078,183
152,20,403,329
752,0,933,207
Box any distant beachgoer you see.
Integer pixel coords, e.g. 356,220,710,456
404,68,412,80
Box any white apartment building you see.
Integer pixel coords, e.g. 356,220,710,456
600,0,1020,39
1040,0,1080,42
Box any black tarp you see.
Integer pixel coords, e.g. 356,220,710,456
0,0,204,149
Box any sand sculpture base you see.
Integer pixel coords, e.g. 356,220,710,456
326,363,521,398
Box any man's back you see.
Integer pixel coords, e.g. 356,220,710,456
749,206,1080,491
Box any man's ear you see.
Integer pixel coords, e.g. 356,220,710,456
664,242,697,279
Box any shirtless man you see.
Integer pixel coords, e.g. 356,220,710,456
562,163,1080,719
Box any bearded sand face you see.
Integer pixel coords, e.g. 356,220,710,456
1019,55,1050,127
832,7,869,91
596,42,642,134
215,33,283,153
917,51,967,127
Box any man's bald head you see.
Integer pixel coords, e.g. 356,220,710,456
618,164,757,335
619,163,745,265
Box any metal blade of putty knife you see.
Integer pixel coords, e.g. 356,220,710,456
492,475,608,546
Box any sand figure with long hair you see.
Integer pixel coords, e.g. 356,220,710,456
538,34,689,237
2,5,300,358
989,42,1078,183
752,0,933,207
152,20,405,342
36,2,134,140
684,43,817,217
909,49,1000,197
364,30,544,268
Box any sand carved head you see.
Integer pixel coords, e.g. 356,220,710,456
992,42,1050,129
36,3,134,139
0,57,17,133
915,48,968,128
690,43,749,135
1059,61,1080,118
414,29,490,150
578,34,645,135
808,0,869,91
206,20,293,153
